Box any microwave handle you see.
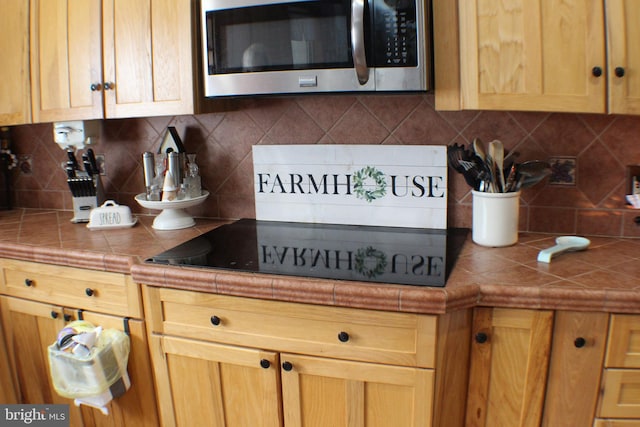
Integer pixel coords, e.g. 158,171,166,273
351,0,369,85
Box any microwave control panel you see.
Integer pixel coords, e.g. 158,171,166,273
372,0,418,67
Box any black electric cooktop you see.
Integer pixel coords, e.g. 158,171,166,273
146,219,468,287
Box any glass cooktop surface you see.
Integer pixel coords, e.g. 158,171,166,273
146,219,468,287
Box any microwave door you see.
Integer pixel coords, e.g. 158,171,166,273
201,0,377,96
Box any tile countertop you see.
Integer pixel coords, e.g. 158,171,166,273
0,209,639,315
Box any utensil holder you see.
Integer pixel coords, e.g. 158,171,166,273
472,190,520,247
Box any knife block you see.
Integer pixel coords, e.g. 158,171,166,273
70,176,104,223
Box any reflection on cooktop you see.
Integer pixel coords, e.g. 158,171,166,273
146,219,468,287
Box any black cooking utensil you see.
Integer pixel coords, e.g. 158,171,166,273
448,143,479,189
448,143,495,191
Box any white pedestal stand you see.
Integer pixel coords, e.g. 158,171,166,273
135,191,209,230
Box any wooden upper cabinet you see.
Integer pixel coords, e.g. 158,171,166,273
30,0,194,123
0,0,31,126
607,0,640,114
30,0,103,122
102,0,194,118
457,0,607,113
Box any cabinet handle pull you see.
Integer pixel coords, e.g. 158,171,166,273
615,67,625,78
260,359,271,369
282,361,293,371
210,315,221,326
574,337,586,348
475,332,488,344
90,83,102,91
338,331,350,342
51,311,58,319
592,66,603,77
103,82,115,90
85,288,95,297
25,278,34,287
64,314,72,322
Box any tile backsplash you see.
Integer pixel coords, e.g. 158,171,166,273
4,93,640,237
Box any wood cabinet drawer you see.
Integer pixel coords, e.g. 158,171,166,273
143,287,437,368
599,369,640,418
0,259,141,318
594,421,640,427
607,315,640,368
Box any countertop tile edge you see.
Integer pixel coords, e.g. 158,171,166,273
333,282,402,312
272,277,336,306
0,243,133,273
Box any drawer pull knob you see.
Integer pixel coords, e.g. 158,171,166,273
475,332,488,344
260,359,271,369
282,361,293,371
615,67,625,78
592,66,603,77
51,311,58,319
25,279,33,287
64,314,72,322
338,331,350,342
85,288,95,297
210,315,221,326
574,337,586,348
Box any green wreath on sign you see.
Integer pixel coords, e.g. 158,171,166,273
353,166,387,202
354,246,387,278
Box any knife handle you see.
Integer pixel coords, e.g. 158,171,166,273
87,148,99,174
67,150,79,170
82,154,93,176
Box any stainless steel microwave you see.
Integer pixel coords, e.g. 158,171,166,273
200,0,430,97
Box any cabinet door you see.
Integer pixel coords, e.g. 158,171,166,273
459,0,606,113
68,309,159,427
0,0,30,126
30,0,104,122
1,296,158,427
102,0,194,118
149,334,282,427
0,296,85,426
607,0,640,114
542,311,609,427
0,303,18,403
465,308,553,427
280,353,433,427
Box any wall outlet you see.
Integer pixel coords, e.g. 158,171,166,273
18,155,32,175
549,157,576,186
95,154,106,175
626,165,640,195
